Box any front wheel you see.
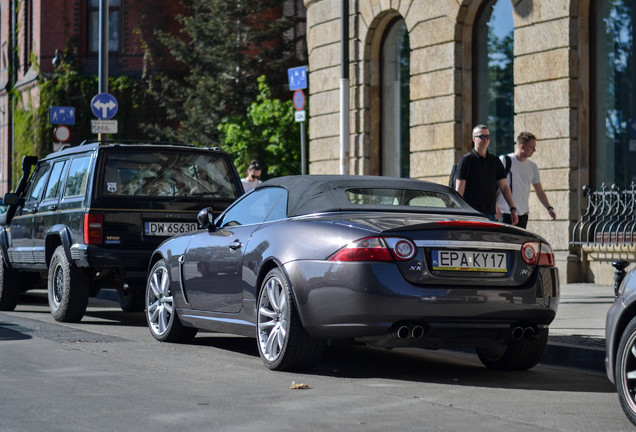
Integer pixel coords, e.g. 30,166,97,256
476,329,548,371
256,268,323,371
0,253,20,311
47,246,89,322
145,259,197,343
615,316,636,426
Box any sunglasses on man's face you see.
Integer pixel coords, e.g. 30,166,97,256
474,134,490,140
250,175,260,180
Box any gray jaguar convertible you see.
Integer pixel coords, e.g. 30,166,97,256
144,175,560,371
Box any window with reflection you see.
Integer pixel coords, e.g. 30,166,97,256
88,0,120,53
219,187,286,227
381,18,410,177
592,1,636,188
473,0,514,156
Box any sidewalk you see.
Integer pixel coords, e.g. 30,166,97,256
542,283,614,372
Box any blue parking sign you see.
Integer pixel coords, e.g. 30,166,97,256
288,66,308,91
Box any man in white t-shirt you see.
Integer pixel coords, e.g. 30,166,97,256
496,132,557,229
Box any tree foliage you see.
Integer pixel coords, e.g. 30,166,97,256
218,76,301,178
145,0,301,147
11,52,164,186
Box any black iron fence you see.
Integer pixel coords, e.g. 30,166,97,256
571,182,636,246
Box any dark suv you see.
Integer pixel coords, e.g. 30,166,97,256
0,141,243,322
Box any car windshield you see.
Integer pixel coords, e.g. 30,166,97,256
345,188,463,209
100,150,238,198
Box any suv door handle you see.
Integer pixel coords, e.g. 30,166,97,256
49,205,58,211
229,239,242,250
26,208,37,214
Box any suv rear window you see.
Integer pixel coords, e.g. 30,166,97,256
100,150,238,199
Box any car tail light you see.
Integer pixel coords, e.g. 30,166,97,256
436,220,502,228
521,241,555,267
84,213,103,245
328,236,416,262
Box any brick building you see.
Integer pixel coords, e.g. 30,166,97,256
304,0,636,283
0,0,306,193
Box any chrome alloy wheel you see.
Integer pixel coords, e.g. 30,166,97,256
619,329,636,415
146,264,174,338
257,275,288,362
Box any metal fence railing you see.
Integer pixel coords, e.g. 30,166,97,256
571,182,636,246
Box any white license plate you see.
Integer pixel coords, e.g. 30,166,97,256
144,222,198,236
432,250,507,272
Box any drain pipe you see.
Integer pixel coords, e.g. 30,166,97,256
339,0,349,175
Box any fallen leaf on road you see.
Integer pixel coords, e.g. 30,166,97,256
290,381,310,389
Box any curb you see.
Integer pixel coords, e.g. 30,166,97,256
542,338,605,372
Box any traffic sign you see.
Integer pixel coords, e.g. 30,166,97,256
49,106,75,125
91,93,118,120
288,66,308,91
295,110,306,122
54,125,71,142
91,120,118,134
293,90,305,111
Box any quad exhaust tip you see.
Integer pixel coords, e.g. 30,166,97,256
392,323,428,340
511,326,535,340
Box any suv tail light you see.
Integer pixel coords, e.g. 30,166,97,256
328,236,417,262
521,241,555,267
84,213,104,245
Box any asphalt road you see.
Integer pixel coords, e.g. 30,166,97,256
0,290,631,432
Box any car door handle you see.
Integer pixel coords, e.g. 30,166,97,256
229,239,242,250
26,208,37,214
49,205,58,211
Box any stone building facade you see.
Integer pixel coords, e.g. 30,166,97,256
303,0,636,284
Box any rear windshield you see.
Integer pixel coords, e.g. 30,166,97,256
100,150,238,198
345,188,463,209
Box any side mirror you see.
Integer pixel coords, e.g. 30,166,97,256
197,207,216,232
3,193,18,206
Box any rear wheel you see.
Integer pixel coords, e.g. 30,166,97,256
117,284,145,312
615,316,636,426
47,246,89,322
256,268,323,371
0,253,20,311
145,259,197,343
476,329,548,370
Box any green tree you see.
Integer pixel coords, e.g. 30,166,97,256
11,52,165,186
219,75,300,178
144,0,301,147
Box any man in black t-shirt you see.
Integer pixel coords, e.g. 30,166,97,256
454,124,518,224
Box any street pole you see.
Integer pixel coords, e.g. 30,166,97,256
98,0,109,141
300,121,306,175
340,0,349,175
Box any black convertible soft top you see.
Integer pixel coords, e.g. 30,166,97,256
254,175,479,217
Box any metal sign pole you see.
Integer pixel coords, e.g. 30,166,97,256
98,0,109,141
300,121,306,175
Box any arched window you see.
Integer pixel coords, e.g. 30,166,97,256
592,1,636,189
381,19,410,177
473,0,514,156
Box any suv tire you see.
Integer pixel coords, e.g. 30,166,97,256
48,246,89,322
0,253,20,311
